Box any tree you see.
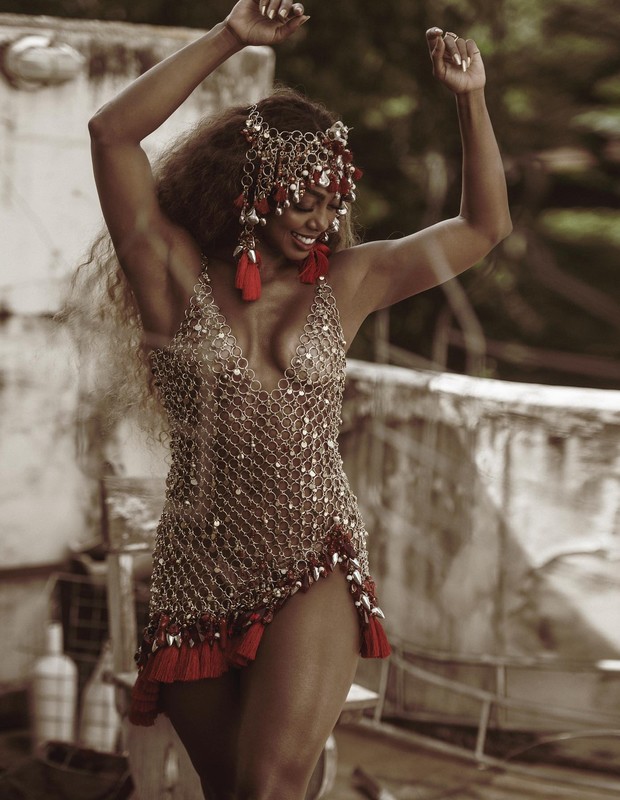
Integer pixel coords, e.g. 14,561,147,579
4,0,618,387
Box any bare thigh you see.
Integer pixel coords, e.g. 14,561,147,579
160,670,241,799
235,571,360,798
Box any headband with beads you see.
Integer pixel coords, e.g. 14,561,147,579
232,105,362,301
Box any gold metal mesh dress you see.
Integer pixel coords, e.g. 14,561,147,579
130,265,390,726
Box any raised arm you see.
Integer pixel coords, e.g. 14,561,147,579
344,27,512,316
88,0,308,335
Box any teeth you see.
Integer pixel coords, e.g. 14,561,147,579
293,233,315,245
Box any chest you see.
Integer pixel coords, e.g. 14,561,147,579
154,277,346,402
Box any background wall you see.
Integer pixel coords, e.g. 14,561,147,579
0,14,274,683
342,360,620,723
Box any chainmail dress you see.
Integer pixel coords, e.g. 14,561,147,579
130,263,390,726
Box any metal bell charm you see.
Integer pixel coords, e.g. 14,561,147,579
352,569,363,586
371,607,386,619
360,593,372,611
246,208,260,226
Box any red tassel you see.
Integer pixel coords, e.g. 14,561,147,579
129,678,159,726
149,644,180,683
255,197,270,215
274,186,288,203
235,252,248,290
229,622,265,667
361,617,391,659
234,193,246,209
177,642,202,681
235,251,262,301
298,243,331,284
199,639,228,677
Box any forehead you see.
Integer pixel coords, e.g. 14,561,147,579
303,187,338,203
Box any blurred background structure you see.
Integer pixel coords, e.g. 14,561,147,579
0,1,619,798
0,0,618,387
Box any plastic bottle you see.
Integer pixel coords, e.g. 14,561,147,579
31,621,78,752
78,641,121,752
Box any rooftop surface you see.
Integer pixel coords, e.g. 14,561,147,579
331,723,620,800
1,720,618,799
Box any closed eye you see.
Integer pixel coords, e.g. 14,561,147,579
295,204,341,213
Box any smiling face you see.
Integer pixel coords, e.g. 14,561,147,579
260,188,342,262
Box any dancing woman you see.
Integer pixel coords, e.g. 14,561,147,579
87,1,511,797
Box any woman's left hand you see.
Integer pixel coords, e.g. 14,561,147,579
426,28,486,94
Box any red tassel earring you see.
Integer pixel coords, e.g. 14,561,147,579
298,243,331,284
234,203,265,301
235,248,262,301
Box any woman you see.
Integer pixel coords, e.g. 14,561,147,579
88,1,511,797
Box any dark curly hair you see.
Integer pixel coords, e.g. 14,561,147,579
156,86,356,254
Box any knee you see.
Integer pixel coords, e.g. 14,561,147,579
234,758,310,800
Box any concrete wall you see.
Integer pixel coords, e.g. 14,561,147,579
0,14,274,683
342,360,620,723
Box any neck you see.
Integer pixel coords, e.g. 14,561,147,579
209,244,296,285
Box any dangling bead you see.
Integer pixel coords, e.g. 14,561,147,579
298,243,331,285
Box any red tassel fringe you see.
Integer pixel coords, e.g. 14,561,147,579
298,244,331,284
129,536,391,726
361,616,392,659
229,622,265,667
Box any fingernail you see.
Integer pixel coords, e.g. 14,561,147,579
300,15,310,24
278,8,288,18
268,9,276,19
467,56,472,67
260,4,267,15
462,60,467,72
453,53,462,66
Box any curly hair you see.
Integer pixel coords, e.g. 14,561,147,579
63,87,360,439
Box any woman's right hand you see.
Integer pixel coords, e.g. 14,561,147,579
226,0,309,46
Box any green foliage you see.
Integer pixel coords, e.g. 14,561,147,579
3,0,618,387
541,209,620,247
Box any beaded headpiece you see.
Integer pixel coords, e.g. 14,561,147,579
233,105,362,301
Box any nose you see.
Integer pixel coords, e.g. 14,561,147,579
308,206,332,232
